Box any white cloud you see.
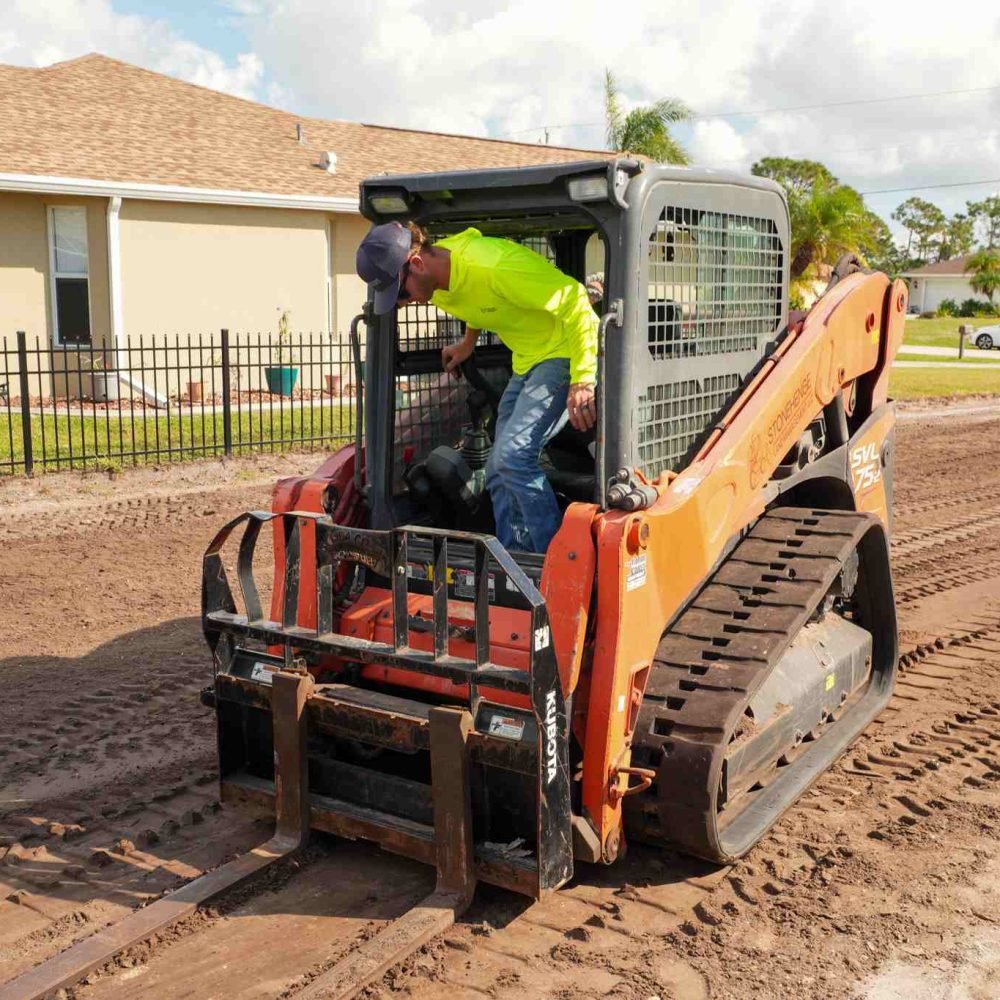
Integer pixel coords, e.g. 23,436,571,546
2,0,998,233
688,121,749,171
223,0,999,225
0,0,264,100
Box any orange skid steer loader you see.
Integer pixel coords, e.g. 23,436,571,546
2,159,904,1000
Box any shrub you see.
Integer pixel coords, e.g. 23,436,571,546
958,298,999,318
937,298,959,317
919,311,937,319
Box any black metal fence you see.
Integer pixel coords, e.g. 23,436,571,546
0,330,360,476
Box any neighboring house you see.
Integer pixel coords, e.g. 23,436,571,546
0,54,610,367
900,254,990,314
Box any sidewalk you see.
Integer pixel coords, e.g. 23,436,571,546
898,344,998,358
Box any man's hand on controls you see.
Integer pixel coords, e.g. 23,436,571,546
442,338,474,375
442,328,480,376
567,382,597,431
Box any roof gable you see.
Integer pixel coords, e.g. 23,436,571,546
901,253,977,277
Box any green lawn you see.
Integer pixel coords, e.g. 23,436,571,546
1,405,354,474
888,366,1000,400
895,351,1000,365
902,316,999,349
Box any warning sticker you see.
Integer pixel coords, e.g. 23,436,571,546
534,624,551,650
488,714,526,740
250,662,275,686
625,555,647,592
455,570,496,600
824,673,836,692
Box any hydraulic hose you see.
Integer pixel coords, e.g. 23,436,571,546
349,312,366,498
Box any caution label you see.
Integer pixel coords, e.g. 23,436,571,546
626,555,647,592
250,662,275,686
488,714,526,740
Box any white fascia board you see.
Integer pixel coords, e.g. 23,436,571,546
0,172,359,213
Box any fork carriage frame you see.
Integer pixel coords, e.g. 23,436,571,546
202,511,575,898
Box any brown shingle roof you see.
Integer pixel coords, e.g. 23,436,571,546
0,54,614,201
901,254,976,277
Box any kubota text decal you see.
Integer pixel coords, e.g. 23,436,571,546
544,689,559,784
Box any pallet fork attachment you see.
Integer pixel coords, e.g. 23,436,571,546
0,670,313,1000
294,706,478,1000
0,676,480,1000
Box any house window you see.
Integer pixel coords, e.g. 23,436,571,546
48,206,91,345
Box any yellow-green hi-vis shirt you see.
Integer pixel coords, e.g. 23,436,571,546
430,228,599,385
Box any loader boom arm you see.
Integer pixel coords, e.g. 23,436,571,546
580,273,907,853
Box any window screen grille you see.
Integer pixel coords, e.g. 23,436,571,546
393,302,508,490
647,207,782,360
636,373,742,477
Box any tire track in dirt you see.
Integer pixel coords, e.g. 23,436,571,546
383,611,1000,1000
0,418,998,998
39,612,999,1000
891,500,1000,558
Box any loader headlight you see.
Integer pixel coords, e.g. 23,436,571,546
367,191,410,214
567,175,609,202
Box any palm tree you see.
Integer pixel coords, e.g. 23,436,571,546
789,181,876,281
968,248,1000,304
604,69,691,164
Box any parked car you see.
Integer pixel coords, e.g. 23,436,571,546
975,324,1000,351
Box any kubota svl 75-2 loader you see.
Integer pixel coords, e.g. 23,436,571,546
197,160,902,994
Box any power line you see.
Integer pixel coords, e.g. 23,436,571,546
692,84,1000,122
859,178,1000,195
500,83,1000,139
710,126,1000,167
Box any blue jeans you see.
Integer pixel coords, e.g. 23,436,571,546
486,358,570,553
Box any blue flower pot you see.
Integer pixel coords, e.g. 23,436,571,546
264,366,299,396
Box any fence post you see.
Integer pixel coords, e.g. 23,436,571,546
16,331,33,477
220,328,233,456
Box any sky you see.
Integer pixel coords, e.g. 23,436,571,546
3,0,999,242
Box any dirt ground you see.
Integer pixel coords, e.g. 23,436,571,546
1,405,998,1000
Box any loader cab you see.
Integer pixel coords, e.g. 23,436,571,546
358,159,789,545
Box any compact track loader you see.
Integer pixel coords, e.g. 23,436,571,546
3,159,904,1000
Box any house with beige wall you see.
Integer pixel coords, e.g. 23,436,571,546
0,54,608,395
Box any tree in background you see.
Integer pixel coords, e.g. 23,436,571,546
750,158,837,199
863,214,907,275
604,69,691,164
751,158,878,284
967,195,1000,249
891,197,947,263
940,213,976,260
786,182,875,281
969,249,1000,304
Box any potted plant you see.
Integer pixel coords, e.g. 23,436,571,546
187,350,220,403
86,352,119,403
264,308,299,396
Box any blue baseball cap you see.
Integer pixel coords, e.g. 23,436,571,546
356,221,413,314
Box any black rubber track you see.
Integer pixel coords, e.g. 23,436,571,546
624,507,898,863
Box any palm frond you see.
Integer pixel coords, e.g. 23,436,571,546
604,68,624,151
650,97,692,125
